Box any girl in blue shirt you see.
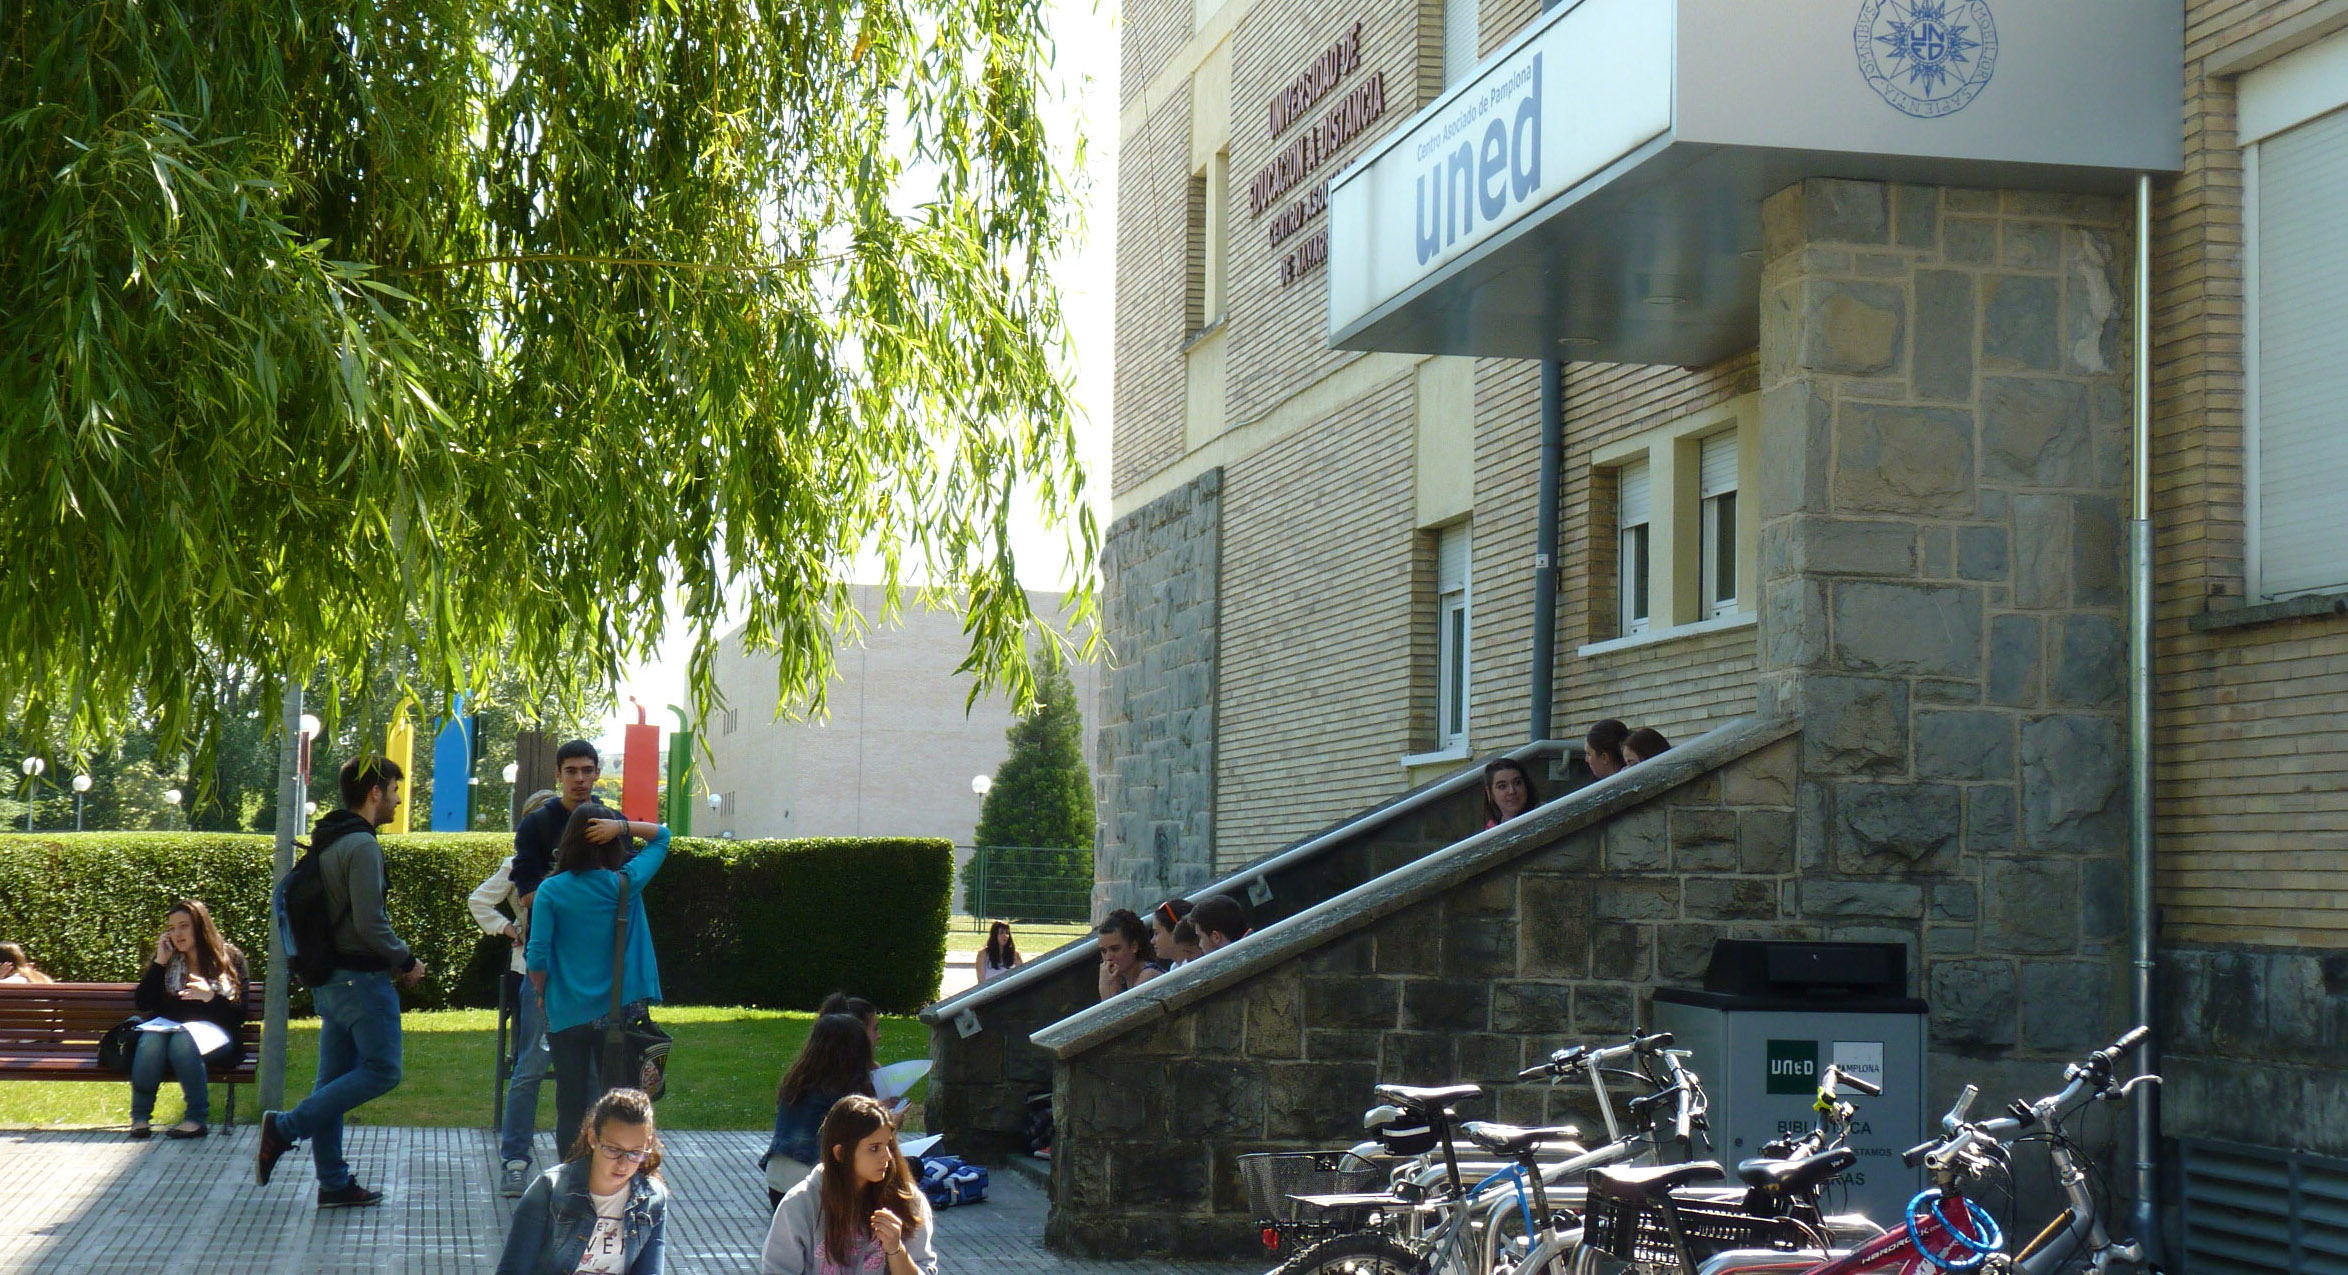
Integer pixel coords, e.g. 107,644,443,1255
527,804,670,1152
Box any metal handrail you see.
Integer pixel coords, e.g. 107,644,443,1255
918,738,1576,1027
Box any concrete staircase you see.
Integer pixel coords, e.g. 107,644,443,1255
919,739,1581,1163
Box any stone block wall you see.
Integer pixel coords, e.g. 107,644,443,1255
1047,736,1806,1258
2163,946,2348,1160
1096,470,1223,917
1752,179,2136,1082
934,756,1499,1162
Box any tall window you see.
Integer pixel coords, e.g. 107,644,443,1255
1187,150,1230,336
1618,460,1651,636
1443,0,1478,86
2243,37,2348,599
1435,522,1472,750
1699,432,1739,618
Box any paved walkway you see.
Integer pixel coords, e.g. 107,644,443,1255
0,1125,1263,1274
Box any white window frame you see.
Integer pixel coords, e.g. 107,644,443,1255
2240,30,2348,601
1617,460,1652,637
1699,432,1739,619
1433,522,1472,752
1583,395,1758,656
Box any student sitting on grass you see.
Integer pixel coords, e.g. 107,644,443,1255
764,1013,876,1206
496,1086,668,1275
760,1094,938,1275
974,922,1021,984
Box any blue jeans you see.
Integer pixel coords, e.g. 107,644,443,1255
128,1028,214,1124
279,970,403,1190
499,975,551,1163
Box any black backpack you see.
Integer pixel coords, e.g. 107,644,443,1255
277,839,351,990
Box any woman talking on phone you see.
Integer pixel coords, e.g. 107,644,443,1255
128,899,248,1139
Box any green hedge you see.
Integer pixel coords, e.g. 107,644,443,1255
0,831,951,1014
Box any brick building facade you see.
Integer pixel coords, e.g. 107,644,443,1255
1090,0,2348,1246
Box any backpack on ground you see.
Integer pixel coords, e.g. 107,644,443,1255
915,1154,988,1209
276,840,349,990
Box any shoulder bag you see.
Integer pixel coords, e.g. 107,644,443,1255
602,871,673,1101
96,1016,145,1073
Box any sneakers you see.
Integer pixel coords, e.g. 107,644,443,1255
318,1182,384,1209
499,1160,532,1198
255,1112,293,1185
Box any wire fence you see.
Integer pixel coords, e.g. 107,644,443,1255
957,844,1093,927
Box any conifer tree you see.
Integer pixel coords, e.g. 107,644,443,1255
971,653,1093,920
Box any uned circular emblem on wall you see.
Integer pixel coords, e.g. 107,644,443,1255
1855,0,1998,119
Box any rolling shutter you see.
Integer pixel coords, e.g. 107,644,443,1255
2253,104,2348,598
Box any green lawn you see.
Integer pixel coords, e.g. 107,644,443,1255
0,1007,932,1132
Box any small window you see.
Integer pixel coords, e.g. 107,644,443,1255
1699,432,1739,617
1435,523,1472,749
1618,460,1651,635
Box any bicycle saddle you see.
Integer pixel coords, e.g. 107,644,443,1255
1735,1148,1857,1195
1374,1082,1484,1108
1586,1161,1727,1203
1461,1121,1581,1155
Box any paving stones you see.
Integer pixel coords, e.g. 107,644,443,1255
0,1126,1260,1275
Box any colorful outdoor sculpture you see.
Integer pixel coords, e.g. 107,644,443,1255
622,699,660,823
429,694,478,832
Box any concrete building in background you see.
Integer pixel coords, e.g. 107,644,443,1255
697,586,1100,870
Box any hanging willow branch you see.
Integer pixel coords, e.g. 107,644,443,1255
0,0,1096,755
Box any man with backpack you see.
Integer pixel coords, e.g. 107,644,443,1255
256,755,426,1207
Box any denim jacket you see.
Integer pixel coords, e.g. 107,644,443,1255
495,1157,668,1275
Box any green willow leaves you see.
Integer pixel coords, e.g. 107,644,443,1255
0,0,1094,754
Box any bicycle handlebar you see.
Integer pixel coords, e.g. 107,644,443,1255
1664,1050,1695,1143
2085,1026,2150,1078
1822,1064,1882,1099
1632,1031,1674,1055
1941,1083,1980,1132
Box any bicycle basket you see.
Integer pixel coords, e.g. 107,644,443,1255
1236,1152,1387,1225
1582,1193,1812,1266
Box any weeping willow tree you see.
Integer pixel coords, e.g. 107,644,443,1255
0,0,1094,756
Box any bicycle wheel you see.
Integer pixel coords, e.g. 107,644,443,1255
1275,1231,1432,1275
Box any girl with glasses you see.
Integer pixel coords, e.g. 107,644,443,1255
496,1087,669,1275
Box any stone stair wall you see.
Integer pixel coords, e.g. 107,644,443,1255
1034,719,1801,1257
923,748,1566,1161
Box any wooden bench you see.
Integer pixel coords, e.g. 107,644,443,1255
0,981,264,1128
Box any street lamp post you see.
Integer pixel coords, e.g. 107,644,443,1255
503,761,520,829
71,773,91,831
19,757,44,831
164,787,183,830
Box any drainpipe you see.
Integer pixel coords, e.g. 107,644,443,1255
2127,172,2163,1261
1529,359,1563,742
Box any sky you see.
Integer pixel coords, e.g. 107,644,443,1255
594,0,1120,751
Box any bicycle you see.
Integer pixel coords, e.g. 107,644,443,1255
1568,1028,2162,1275
1268,1034,1691,1275
1500,1065,1884,1275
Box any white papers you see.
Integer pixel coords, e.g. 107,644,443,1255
139,1018,232,1057
897,1133,944,1159
872,1060,932,1102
